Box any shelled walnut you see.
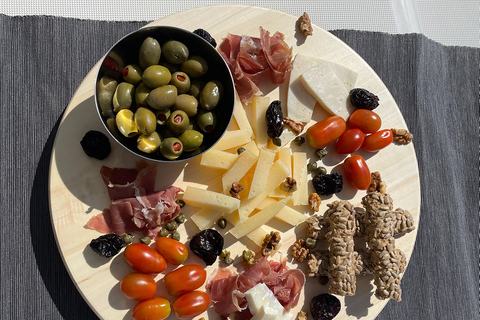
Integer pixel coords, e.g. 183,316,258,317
261,231,281,257
291,239,309,262
281,177,298,193
368,171,387,194
308,193,321,212
283,117,306,134
391,128,413,144
297,12,313,36
229,182,243,199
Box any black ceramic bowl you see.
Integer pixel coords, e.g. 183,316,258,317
94,25,235,162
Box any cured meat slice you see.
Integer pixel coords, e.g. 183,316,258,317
207,258,305,317
259,27,293,84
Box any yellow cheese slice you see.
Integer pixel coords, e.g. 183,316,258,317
248,148,276,199
190,207,224,231
234,92,255,139
252,96,270,148
292,152,309,206
200,149,237,170
183,186,240,213
275,205,307,226
212,129,252,150
222,149,258,194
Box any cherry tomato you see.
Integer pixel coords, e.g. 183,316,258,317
306,116,346,148
163,264,207,296
347,109,381,134
124,243,167,274
155,237,188,265
343,155,371,190
172,291,210,319
120,273,156,300
362,129,393,152
335,129,365,154
132,296,171,320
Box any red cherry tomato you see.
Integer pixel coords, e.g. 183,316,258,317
362,129,393,152
120,273,156,300
172,291,210,319
132,296,171,320
124,243,167,274
163,264,207,296
343,155,371,190
306,116,346,148
335,129,365,154
348,109,382,134
155,237,188,265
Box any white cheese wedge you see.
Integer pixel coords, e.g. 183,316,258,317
190,207,224,231
238,159,291,221
248,148,276,199
292,152,309,206
245,283,294,320
229,197,290,239
287,54,358,122
252,96,270,148
222,149,258,194
200,149,237,170
183,186,240,213
234,92,255,138
300,61,355,120
212,129,252,150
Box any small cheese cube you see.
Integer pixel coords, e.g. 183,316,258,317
248,148,276,199
300,61,354,120
222,149,258,194
229,197,290,239
200,149,237,170
183,186,240,213
212,130,252,150
252,96,270,148
245,283,294,320
292,152,308,206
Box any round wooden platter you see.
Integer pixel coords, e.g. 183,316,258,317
49,5,421,320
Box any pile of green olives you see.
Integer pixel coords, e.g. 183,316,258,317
97,36,224,160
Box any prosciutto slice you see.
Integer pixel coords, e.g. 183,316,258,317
218,27,292,104
86,164,182,239
207,258,305,318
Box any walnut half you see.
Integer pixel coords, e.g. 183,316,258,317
308,193,321,212
229,182,244,199
291,238,309,262
261,231,281,257
297,12,313,36
391,128,413,144
281,177,298,193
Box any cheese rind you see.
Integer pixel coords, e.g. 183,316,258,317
300,62,354,120
183,186,240,213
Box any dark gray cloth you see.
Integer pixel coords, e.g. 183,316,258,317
0,14,478,320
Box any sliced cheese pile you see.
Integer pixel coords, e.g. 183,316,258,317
245,283,294,320
287,53,358,122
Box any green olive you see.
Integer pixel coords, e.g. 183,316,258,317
196,109,217,133
134,107,156,135
160,137,183,160
162,40,189,64
181,55,208,78
155,109,171,125
96,76,117,118
139,37,161,69
142,65,171,89
177,129,204,152
174,94,198,117
171,71,191,94
135,82,150,107
188,79,205,100
200,80,223,110
122,64,143,85
147,85,177,110
113,82,135,112
167,110,190,135
137,131,162,153
115,109,138,137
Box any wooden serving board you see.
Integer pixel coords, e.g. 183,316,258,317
49,5,421,320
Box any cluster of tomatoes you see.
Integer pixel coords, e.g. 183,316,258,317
306,109,393,190
121,237,210,320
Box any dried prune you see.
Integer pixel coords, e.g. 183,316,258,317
312,172,343,195
349,88,379,110
193,29,217,47
89,234,124,258
265,100,283,138
310,293,341,320
80,130,111,160
189,229,224,265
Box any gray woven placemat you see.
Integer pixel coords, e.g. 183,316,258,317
0,14,478,320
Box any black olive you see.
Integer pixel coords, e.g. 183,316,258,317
89,234,124,258
310,293,341,320
193,29,217,47
312,172,343,195
80,130,111,160
349,88,379,110
265,100,283,138
189,229,224,265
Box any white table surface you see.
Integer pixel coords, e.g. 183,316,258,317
1,0,478,48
